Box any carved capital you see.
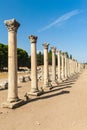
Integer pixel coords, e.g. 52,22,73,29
57,50,61,55
64,53,67,58
51,47,56,53
61,52,64,57
42,43,49,49
29,35,38,43
4,18,20,32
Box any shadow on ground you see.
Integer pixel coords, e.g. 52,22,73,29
1,73,80,109
18,73,80,108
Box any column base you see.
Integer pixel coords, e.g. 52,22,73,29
43,85,53,91
63,78,68,81
7,97,20,103
57,79,63,83
1,99,25,109
51,81,58,86
27,90,43,96
64,77,68,80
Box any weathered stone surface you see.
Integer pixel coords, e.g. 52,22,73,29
19,76,25,82
1,99,25,109
28,35,41,95
51,47,57,86
24,75,31,82
4,18,20,103
0,81,8,90
42,43,50,89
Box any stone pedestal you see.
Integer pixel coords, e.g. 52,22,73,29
1,100,24,109
42,43,51,90
1,19,24,108
51,47,58,86
28,35,42,96
57,50,62,83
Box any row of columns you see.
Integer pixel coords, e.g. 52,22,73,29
1,18,83,108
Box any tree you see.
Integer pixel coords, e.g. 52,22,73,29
0,43,31,71
17,48,30,69
64,52,69,58
48,49,52,65
70,54,72,59
37,51,43,66
0,43,8,71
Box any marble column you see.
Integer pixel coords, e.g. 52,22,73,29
71,59,73,75
57,50,62,82
67,58,70,78
5,19,20,102
75,60,78,73
43,43,51,90
51,47,58,86
64,53,68,79
1,19,24,108
61,52,65,80
28,35,42,96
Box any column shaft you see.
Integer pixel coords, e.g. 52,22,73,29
64,54,68,79
44,47,49,86
51,47,57,86
31,43,38,92
8,31,18,102
28,35,41,95
61,53,65,80
4,19,20,102
43,43,50,89
57,50,62,82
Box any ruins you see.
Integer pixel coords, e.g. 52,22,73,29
0,18,84,108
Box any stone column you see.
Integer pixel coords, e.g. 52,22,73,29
28,35,42,96
1,19,24,108
64,53,68,79
70,59,73,76
51,47,58,86
43,43,51,90
67,58,70,78
57,50,62,82
61,52,65,80
75,60,78,73
5,19,20,102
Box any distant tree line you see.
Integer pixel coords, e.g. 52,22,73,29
0,43,8,71
0,43,72,72
0,43,30,71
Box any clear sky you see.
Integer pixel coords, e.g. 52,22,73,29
0,0,87,63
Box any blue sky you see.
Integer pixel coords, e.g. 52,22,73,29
0,0,87,62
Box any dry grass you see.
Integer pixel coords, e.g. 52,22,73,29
0,72,8,79
0,72,28,79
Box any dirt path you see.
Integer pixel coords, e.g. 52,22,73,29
0,69,87,130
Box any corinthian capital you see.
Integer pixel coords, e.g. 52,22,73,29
64,53,67,58
57,50,61,55
51,47,56,53
42,43,49,49
29,35,38,43
4,18,20,32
